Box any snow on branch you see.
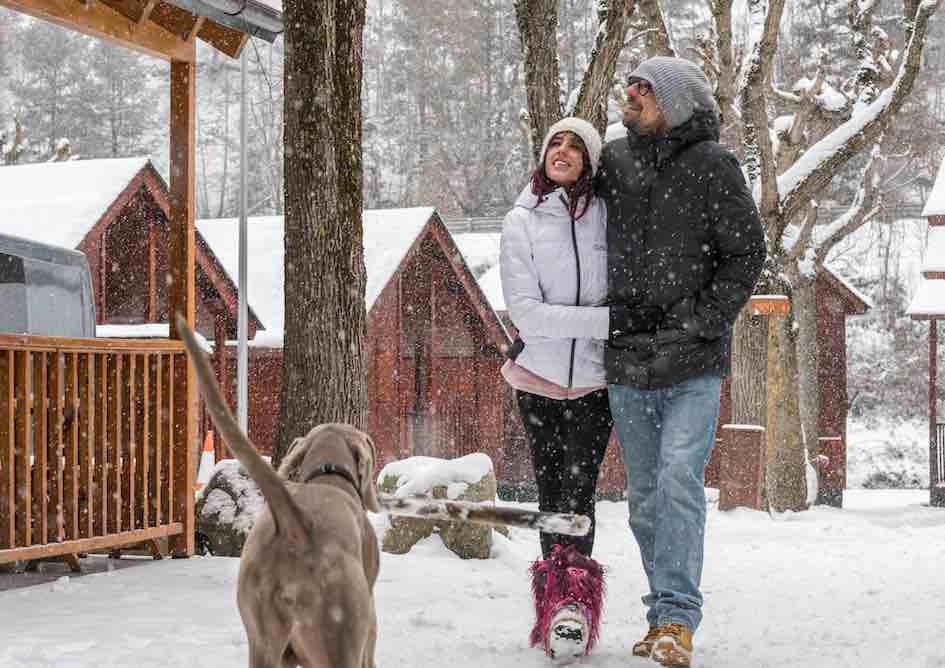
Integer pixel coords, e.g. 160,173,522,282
778,0,940,225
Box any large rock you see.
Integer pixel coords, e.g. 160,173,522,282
377,453,502,559
195,459,265,556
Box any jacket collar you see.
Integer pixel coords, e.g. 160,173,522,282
624,109,721,170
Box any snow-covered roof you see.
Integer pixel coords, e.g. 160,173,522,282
0,158,151,249
907,276,945,318
823,264,873,312
477,264,505,312
452,232,501,277
922,157,945,217
196,208,435,337
922,227,945,275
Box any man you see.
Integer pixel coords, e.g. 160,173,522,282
597,56,766,668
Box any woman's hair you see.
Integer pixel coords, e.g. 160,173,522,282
530,132,594,220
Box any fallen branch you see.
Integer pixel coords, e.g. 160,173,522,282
379,493,591,537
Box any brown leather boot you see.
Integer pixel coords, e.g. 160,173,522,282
650,624,693,668
631,625,661,657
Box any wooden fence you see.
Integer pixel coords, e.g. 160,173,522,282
0,334,194,565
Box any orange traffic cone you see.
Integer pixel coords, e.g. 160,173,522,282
196,430,216,491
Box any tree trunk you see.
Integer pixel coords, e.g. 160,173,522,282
274,0,369,469
513,0,562,165
765,311,808,512
572,0,636,136
792,272,820,459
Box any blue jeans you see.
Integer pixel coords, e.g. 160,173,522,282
608,374,722,632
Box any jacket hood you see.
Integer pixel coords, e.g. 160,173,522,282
513,184,579,219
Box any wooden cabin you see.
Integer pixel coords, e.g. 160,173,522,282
195,210,516,477
0,0,282,566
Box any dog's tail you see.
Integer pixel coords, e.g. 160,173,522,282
175,314,308,543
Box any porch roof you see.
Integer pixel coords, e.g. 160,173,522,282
922,227,945,276
907,277,945,319
922,156,945,217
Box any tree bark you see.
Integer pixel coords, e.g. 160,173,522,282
732,309,768,426
274,0,369,468
514,0,562,165
765,311,808,512
792,272,820,459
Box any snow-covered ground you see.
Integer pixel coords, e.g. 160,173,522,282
1,490,943,668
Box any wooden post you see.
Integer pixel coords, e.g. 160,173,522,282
719,425,766,511
931,320,943,507
816,436,844,507
167,56,197,557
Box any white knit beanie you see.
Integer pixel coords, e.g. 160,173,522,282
628,57,718,129
539,116,603,177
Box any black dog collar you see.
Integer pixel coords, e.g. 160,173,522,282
304,463,360,499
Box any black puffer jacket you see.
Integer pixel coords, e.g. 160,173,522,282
597,110,766,389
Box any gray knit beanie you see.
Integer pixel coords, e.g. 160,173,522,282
539,116,603,177
628,57,718,129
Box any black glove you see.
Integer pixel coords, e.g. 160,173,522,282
609,304,663,338
507,337,525,361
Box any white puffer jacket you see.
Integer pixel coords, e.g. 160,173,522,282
499,185,610,388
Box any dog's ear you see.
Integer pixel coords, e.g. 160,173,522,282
353,433,381,513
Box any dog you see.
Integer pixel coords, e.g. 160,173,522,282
176,316,381,668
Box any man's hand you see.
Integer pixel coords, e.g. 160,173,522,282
609,304,663,338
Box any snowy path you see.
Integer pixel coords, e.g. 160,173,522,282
1,490,943,667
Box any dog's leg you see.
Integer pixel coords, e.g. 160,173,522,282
362,616,377,668
248,640,280,668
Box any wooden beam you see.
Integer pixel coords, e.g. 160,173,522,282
167,59,197,557
185,14,205,42
0,524,184,563
931,321,942,506
0,0,195,62
137,0,157,28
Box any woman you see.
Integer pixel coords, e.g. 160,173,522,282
499,117,612,661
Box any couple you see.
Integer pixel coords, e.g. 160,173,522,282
499,57,766,667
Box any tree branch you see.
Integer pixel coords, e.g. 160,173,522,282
635,0,675,57
779,0,940,223
739,0,786,230
574,0,638,135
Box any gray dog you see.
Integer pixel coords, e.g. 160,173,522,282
178,316,381,668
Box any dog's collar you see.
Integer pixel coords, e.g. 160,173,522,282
303,463,360,499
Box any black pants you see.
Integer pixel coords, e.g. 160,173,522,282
516,389,613,559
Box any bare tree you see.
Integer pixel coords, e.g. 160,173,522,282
273,0,369,468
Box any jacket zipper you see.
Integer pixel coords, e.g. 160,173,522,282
567,199,580,389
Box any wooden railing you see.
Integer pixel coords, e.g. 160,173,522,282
0,334,194,564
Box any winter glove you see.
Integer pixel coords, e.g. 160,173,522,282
507,337,525,361
609,304,663,339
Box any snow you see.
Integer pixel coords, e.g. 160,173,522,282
816,82,848,112
96,323,213,351
922,156,945,217
196,208,434,344
2,489,943,667
378,453,494,499
478,264,506,312
922,226,945,274
777,86,893,203
452,232,501,278
0,157,150,249
906,275,945,316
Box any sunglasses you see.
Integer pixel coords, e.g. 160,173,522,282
626,76,653,97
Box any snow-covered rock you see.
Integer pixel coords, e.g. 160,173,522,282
377,454,500,559
194,459,266,557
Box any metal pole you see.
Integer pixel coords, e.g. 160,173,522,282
237,42,249,432
931,320,941,506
